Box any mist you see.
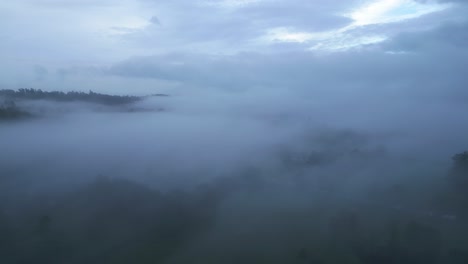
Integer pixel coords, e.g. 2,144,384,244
2,0,468,263
1,84,466,263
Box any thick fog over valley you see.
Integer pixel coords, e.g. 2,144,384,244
1,0,468,263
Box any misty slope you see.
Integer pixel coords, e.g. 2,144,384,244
0,152,467,264
1,102,468,264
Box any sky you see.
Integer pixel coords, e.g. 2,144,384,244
0,0,466,91
0,0,467,123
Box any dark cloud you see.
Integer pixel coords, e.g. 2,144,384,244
118,0,358,53
385,21,468,51
150,15,161,25
33,65,48,81
232,0,355,31
107,20,468,100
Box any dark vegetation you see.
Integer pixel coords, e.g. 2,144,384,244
0,89,163,121
0,151,467,264
0,88,141,106
0,100,32,121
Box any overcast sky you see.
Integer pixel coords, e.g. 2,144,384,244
0,0,467,98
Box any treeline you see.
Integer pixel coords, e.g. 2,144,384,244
0,88,141,106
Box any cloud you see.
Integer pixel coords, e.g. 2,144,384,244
0,0,463,74
1,0,467,92
268,0,453,50
113,0,357,54
105,19,468,93
385,20,468,50
33,65,48,81
15,0,119,8
94,19,468,152
346,0,451,26
149,16,161,25
420,0,468,3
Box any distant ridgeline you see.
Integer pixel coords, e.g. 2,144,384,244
0,88,141,106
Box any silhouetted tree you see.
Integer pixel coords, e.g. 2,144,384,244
449,151,468,194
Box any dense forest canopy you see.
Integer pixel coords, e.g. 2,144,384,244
0,149,468,263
